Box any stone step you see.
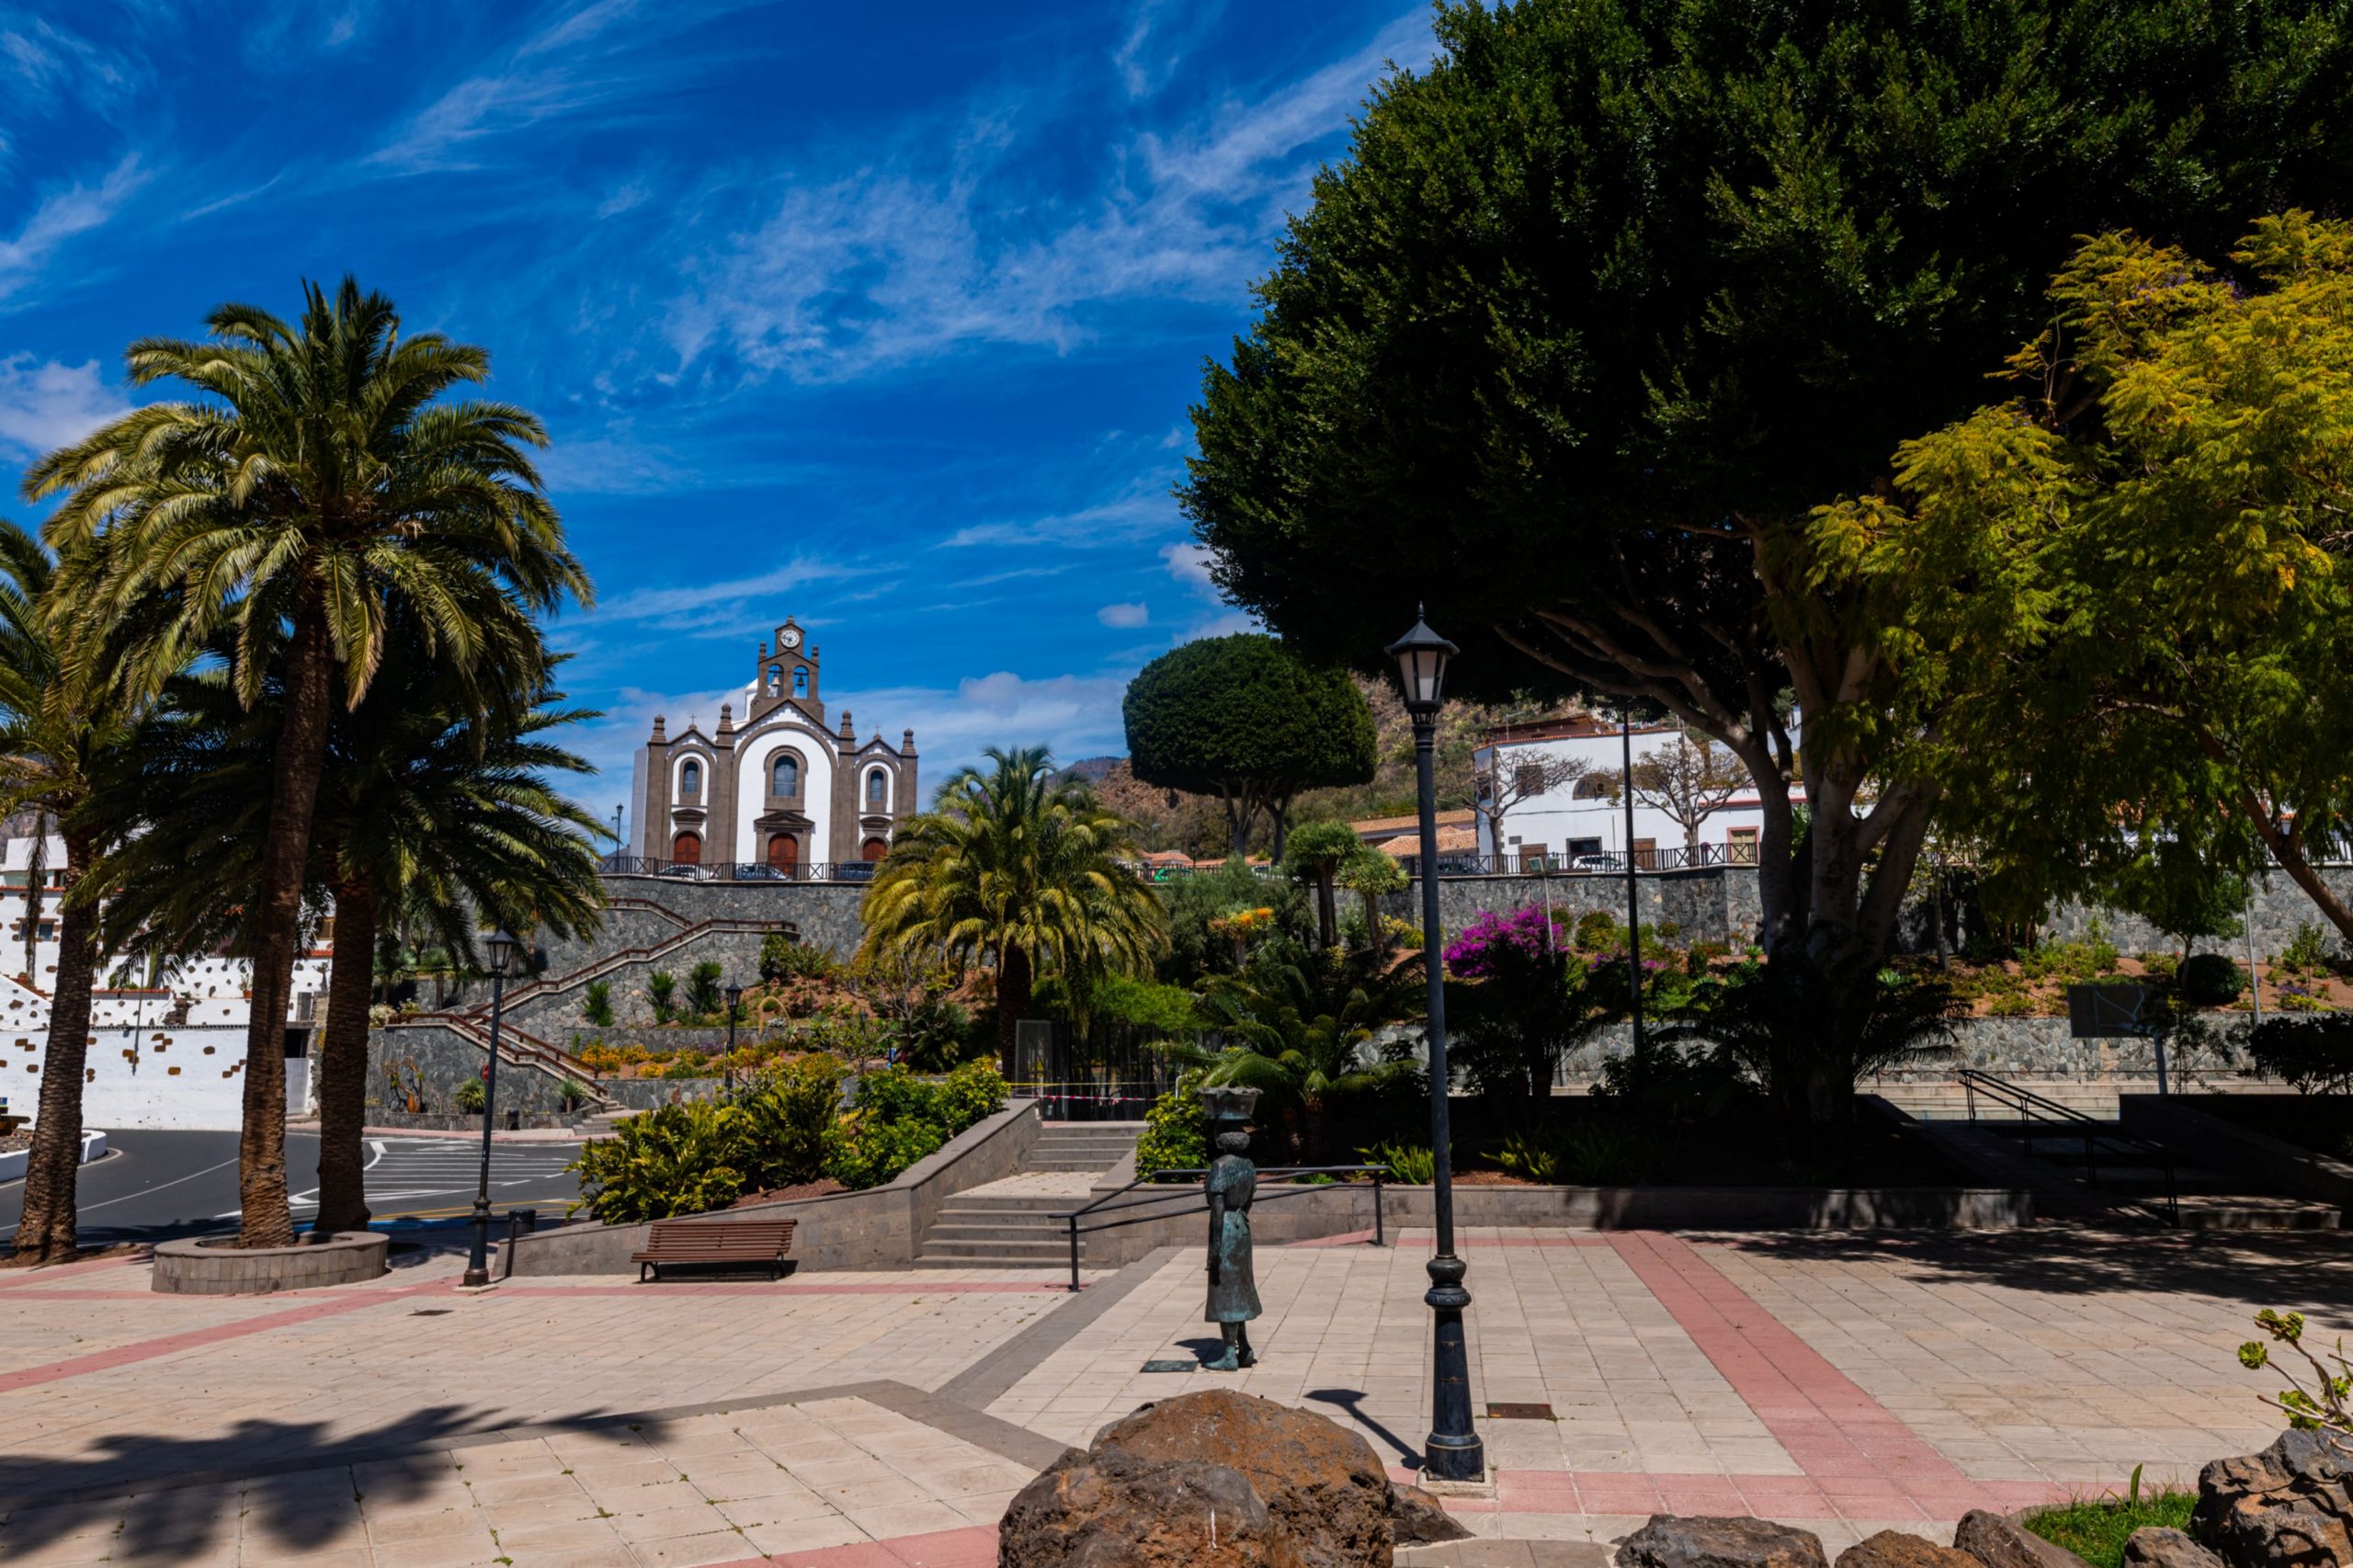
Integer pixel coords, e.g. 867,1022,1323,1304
915,1238,1075,1262
924,1222,1074,1244
914,1254,1077,1270
938,1198,1093,1216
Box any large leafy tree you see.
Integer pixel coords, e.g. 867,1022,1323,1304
861,746,1165,1073
26,278,590,1247
1180,0,2353,976
1815,213,2353,946
0,523,153,1265
98,632,606,1236
1123,634,1376,856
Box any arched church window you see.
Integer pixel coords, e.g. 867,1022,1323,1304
679,759,700,800
792,666,809,698
867,769,887,806
773,755,800,796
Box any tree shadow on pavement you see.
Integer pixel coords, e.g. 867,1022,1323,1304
0,1404,609,1562
1697,1226,2353,1318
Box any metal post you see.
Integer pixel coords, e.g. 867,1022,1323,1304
725,1003,737,1097
1621,709,1645,1059
1373,1174,1385,1248
1068,1214,1081,1294
462,966,506,1288
1414,710,1483,1481
2244,882,2264,1029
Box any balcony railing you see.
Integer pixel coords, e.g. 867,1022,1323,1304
1123,839,1763,881
601,855,881,884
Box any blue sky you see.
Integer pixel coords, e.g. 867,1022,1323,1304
0,0,1438,827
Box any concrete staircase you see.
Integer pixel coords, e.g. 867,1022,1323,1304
915,1120,1144,1269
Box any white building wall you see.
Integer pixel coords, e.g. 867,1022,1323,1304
1473,724,1788,863
733,722,836,865
2,1026,297,1131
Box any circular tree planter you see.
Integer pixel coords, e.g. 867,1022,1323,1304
153,1232,387,1295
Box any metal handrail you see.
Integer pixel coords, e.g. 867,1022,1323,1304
600,855,881,884
1957,1069,2178,1225
1048,1165,1387,1291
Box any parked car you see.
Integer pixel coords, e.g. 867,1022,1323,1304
1570,853,1623,872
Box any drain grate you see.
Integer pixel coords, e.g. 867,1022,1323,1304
1141,1358,1199,1373
1485,1402,1555,1420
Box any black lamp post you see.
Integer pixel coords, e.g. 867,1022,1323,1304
461,928,520,1289
722,983,744,1096
1384,608,1484,1483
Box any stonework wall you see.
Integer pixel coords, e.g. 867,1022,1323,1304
1386,864,2353,958
366,1023,579,1123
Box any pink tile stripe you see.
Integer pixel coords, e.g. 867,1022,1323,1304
0,1281,447,1394
1601,1232,1972,1494
494,1281,1072,1297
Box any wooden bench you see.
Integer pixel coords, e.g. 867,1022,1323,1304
631,1219,797,1282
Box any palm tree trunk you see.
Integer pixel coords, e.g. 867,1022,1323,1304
234,596,335,1249
1315,870,1337,949
312,872,377,1235
994,943,1034,1078
10,826,97,1266
21,815,44,986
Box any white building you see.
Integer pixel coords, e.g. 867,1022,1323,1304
0,821,330,1127
1470,717,1800,869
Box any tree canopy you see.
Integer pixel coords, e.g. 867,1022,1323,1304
1122,634,1376,855
1180,0,2353,964
1815,211,2353,944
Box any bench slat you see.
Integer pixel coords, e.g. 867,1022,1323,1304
631,1218,798,1278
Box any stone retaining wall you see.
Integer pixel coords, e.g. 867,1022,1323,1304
366,1023,579,1121
1551,1013,2256,1085
500,1099,1043,1275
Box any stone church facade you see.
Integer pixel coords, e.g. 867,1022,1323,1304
632,616,918,872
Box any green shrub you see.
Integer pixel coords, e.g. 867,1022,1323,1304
646,971,677,1023
2281,922,2335,977
568,1101,746,1223
1573,910,1623,951
759,934,835,983
1135,1070,1209,1176
1492,1120,1665,1186
2020,921,2122,983
1591,1042,1757,1120
686,961,724,1017
2179,952,2247,1006
1089,973,1203,1038
735,1052,848,1188
821,1060,1008,1190
2136,952,2180,983
583,980,613,1027
2019,1470,2195,1568
1363,1142,1434,1184
1985,991,2037,1017
660,1051,709,1081
453,1077,486,1115
2247,1016,2353,1094
559,1076,590,1107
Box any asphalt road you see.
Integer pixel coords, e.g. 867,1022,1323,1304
0,1129,587,1248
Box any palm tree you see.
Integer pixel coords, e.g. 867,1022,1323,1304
1173,945,1421,1163
26,278,590,1247
0,522,151,1265
861,746,1164,1074
99,633,607,1235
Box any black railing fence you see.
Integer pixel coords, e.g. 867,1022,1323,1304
602,855,880,884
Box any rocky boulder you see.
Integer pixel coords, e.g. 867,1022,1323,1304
1953,1510,2093,1568
1390,1483,1475,1547
1615,1515,1828,1568
1001,1390,1462,1566
1835,1531,1982,1568
997,1445,1302,1568
2121,1528,2225,1568
1086,1390,1402,1565
2192,1429,2353,1568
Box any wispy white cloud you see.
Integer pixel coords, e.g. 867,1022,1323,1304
0,355,129,456
1097,601,1149,629
1113,0,1227,99
939,485,1174,550
594,555,874,628
369,0,749,173
666,6,1436,382
0,154,148,302
1160,540,1216,595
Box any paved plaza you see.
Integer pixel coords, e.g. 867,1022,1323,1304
1,1225,2341,1566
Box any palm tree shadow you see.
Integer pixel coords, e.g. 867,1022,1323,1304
0,1404,617,1562
1304,1386,1422,1469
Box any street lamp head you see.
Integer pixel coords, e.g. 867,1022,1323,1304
1385,608,1458,716
723,983,744,1008
485,929,521,977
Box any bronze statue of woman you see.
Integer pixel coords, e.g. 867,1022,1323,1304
1201,1085,1262,1370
